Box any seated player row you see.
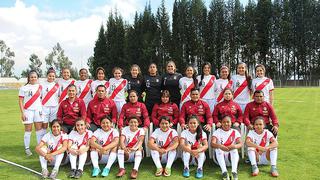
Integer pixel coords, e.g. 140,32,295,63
36,115,279,179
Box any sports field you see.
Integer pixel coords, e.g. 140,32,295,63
0,88,319,180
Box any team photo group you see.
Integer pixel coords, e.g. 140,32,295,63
18,60,279,180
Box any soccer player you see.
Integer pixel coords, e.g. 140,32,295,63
246,117,279,177
68,118,93,179
35,119,68,179
211,115,243,180
58,68,75,103
19,70,43,156
117,116,145,179
90,116,119,177
148,116,179,177
251,64,274,105
108,67,127,114
126,64,144,102
179,65,198,108
180,116,208,178
91,67,109,99
214,66,232,104
75,68,93,108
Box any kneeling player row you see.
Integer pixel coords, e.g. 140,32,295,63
36,115,279,179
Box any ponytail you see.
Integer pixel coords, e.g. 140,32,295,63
187,115,202,142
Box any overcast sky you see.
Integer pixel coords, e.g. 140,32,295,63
0,0,248,76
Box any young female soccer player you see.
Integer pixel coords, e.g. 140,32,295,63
151,90,179,129
251,64,274,105
214,66,232,104
126,64,144,102
179,65,197,108
231,62,251,112
19,70,43,156
108,67,127,114
213,88,243,131
246,117,279,177
180,116,208,178
90,116,119,177
197,62,216,113
148,116,179,177
117,116,145,179
91,67,109,99
211,115,243,180
58,68,75,103
35,119,68,179
75,68,93,108
68,118,93,179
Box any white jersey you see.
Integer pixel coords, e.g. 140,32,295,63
121,126,145,148
150,128,178,148
91,80,109,97
181,129,207,149
212,128,241,146
69,129,93,149
251,77,274,103
179,77,194,104
231,75,251,105
75,79,93,106
92,128,119,147
41,81,59,107
57,78,75,101
197,75,215,100
19,84,42,110
108,78,127,101
247,129,274,147
41,131,68,152
214,79,229,103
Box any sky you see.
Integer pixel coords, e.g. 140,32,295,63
0,0,248,76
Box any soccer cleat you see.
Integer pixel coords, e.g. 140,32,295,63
49,169,58,179
69,169,77,178
222,172,230,180
271,165,279,177
163,167,171,177
130,169,138,179
251,165,259,176
183,168,190,178
116,168,126,177
231,172,238,180
155,168,163,177
101,167,110,177
195,168,203,179
74,169,83,179
91,168,100,177
25,148,32,156
41,168,49,178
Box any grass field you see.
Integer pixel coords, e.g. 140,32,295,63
0,88,319,180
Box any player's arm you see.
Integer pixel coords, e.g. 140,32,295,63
132,135,145,151
50,140,68,156
165,136,179,152
198,139,209,152
179,137,192,153
90,136,103,151
211,136,229,151
103,137,119,152
266,137,278,150
35,141,47,157
148,137,162,152
228,137,242,150
18,97,25,121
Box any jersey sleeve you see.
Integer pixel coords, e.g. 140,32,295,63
18,86,25,97
266,130,275,142
113,129,120,138
150,129,158,140
246,130,254,141
235,130,241,139
41,133,50,143
92,129,100,139
61,133,69,141
68,131,76,141
180,130,187,139
88,130,93,139
172,129,178,138
201,130,208,140
212,129,219,139
139,128,146,136
269,79,274,91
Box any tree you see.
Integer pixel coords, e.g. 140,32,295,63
21,54,43,77
0,40,15,77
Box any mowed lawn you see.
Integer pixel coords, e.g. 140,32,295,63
0,88,319,180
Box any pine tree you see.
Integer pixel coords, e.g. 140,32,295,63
90,25,108,77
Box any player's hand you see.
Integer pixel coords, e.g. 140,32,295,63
216,122,221,128
219,145,229,151
191,150,199,158
170,123,173,128
257,146,266,152
233,122,240,127
272,126,278,134
158,148,166,155
228,144,236,150
86,122,91,129
124,147,131,154
181,124,186,130
21,114,26,121
70,149,78,156
248,124,254,130
204,124,212,132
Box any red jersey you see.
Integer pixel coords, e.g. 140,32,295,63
179,100,213,126
57,98,87,126
118,102,150,129
243,101,279,127
151,102,179,127
87,97,118,125
213,100,243,124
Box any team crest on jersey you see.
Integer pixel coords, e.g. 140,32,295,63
104,107,109,112
74,103,78,107
78,87,82,94
48,144,54,151
146,80,150,87
173,76,177,80
236,81,240,87
94,105,97,109
199,105,203,108
137,80,140,84
220,84,223,91
64,104,68,108
183,83,187,90
98,139,104,145
231,105,236,111
28,91,33,97
156,79,159,82
46,88,49,92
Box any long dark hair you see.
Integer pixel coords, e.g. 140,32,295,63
184,65,198,88
187,115,202,142
199,62,211,87
49,119,61,131
25,70,39,85
237,62,251,89
95,67,106,80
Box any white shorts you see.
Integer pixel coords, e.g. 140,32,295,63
213,149,238,167
203,99,216,113
43,106,58,123
115,100,126,114
23,109,43,124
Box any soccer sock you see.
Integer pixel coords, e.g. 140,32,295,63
53,153,64,171
90,151,99,169
150,150,162,169
166,150,176,168
182,151,190,169
215,149,227,173
24,131,31,149
248,149,257,165
117,150,125,169
197,152,205,169
230,149,239,173
133,151,143,170
105,152,117,169
39,156,48,170
78,152,87,171
69,154,77,170
270,148,277,166
36,130,42,144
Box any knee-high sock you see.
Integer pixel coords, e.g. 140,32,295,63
248,149,257,165
151,150,162,168
270,148,277,166
230,149,239,173
197,152,206,169
133,151,143,170
36,130,43,144
216,149,227,173
118,150,125,169
78,152,87,171
105,152,117,169
24,131,31,149
166,150,176,168
90,151,99,169
182,151,191,169
39,156,48,169
53,153,64,171
69,154,77,170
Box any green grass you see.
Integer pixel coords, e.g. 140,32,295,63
0,88,319,179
